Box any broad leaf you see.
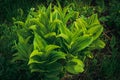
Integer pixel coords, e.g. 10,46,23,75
71,35,93,53
45,45,60,53
87,14,100,26
44,32,56,38
66,58,84,74
33,32,47,51
90,39,105,49
47,51,66,64
88,25,103,40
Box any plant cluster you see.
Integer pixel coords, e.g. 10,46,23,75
12,2,105,80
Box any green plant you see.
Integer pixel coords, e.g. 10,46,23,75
0,23,18,56
13,2,105,80
0,55,41,80
101,36,120,80
106,0,120,33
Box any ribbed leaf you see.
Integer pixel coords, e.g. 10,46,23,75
63,3,75,16
71,35,93,53
31,69,45,73
13,34,32,62
29,63,46,73
28,58,46,65
29,18,46,32
33,32,47,51
12,53,26,62
95,39,105,48
72,29,83,41
45,71,60,78
47,51,66,64
75,18,88,34
44,63,62,80
85,51,93,59
63,11,74,23
56,33,69,41
15,43,28,58
45,45,60,53
90,39,105,49
59,24,72,42
50,19,62,31
46,62,63,72
66,58,84,74
88,25,103,40
44,32,56,38
29,50,42,58
17,33,24,43
87,14,100,26
28,50,46,63
46,3,52,20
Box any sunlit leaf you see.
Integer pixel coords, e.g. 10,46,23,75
33,32,47,51
71,35,93,53
45,45,60,53
66,58,84,74
88,25,103,40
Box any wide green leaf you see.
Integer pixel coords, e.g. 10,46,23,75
89,39,105,49
45,45,60,53
75,18,88,34
71,35,93,53
47,51,66,64
33,32,47,51
44,32,56,38
87,14,100,27
87,25,103,40
65,58,84,74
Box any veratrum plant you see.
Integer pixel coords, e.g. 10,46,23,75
13,2,105,80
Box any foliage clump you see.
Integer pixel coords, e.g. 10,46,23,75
13,2,105,80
